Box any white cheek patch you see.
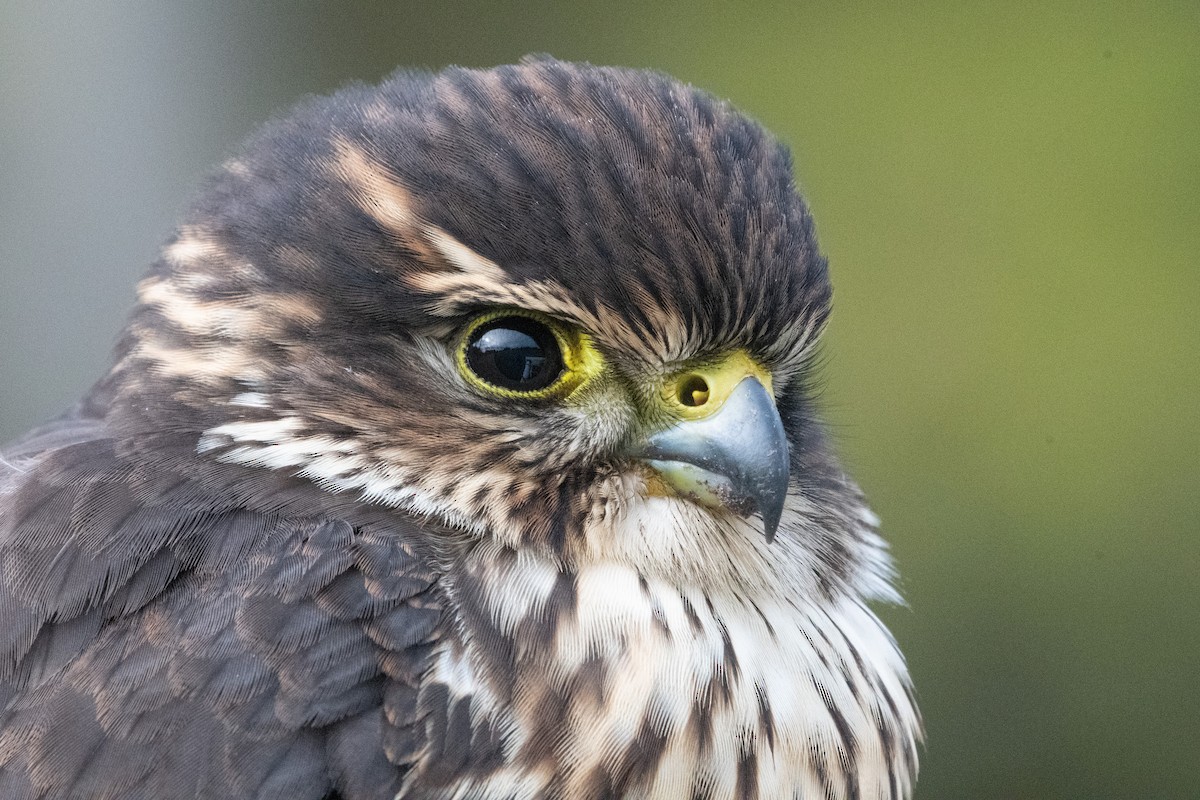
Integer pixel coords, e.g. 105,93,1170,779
478,547,563,636
229,392,271,409
162,226,228,270
132,339,269,384
139,279,264,338
199,417,306,451
197,414,486,536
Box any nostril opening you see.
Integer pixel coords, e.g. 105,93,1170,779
678,375,710,407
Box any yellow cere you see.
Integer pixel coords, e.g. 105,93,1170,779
659,350,773,421
455,309,605,400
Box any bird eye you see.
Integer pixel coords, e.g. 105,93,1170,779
462,315,566,394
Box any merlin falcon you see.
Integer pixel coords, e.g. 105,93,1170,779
0,58,920,799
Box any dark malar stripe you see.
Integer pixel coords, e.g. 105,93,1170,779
713,616,741,683
814,677,860,800
734,743,759,800
754,682,776,751
680,595,704,635
809,740,837,800
873,694,900,800
597,716,670,796
877,679,919,787
749,599,776,638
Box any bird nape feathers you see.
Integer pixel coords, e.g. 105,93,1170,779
0,57,919,799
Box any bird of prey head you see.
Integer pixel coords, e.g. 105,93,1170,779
0,57,919,799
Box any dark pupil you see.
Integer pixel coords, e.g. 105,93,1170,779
466,317,564,392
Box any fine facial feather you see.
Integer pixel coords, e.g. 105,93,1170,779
0,57,919,799
122,58,838,563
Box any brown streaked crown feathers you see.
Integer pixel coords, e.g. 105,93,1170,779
0,57,919,800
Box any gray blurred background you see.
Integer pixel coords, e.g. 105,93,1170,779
2,2,1197,798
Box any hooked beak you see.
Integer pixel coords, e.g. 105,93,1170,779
635,375,790,542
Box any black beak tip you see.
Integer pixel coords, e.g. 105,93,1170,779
762,508,781,544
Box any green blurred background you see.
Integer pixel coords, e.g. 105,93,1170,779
1,2,1196,797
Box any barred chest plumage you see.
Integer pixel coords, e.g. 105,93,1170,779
403,544,919,800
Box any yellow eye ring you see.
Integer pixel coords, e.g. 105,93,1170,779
456,310,599,400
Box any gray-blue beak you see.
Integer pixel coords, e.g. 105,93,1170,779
637,376,790,542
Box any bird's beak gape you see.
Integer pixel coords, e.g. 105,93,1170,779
633,353,790,543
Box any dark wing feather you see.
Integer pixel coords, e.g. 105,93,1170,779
0,418,441,800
